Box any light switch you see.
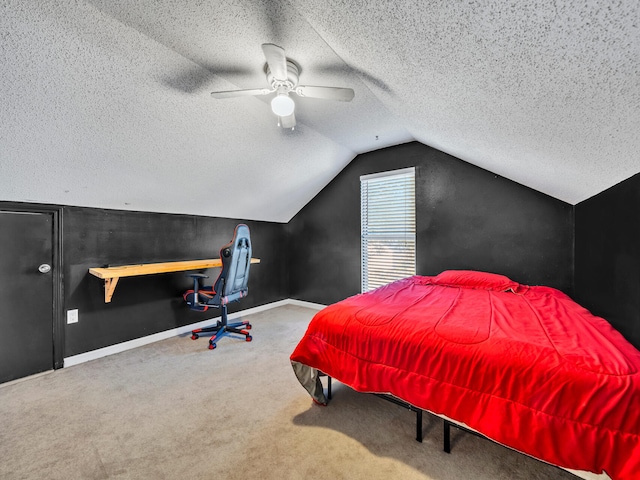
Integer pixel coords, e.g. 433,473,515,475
67,309,79,324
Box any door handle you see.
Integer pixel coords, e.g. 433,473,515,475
38,264,51,274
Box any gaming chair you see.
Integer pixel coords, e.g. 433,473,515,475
183,224,253,350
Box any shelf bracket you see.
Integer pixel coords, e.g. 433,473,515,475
104,277,119,303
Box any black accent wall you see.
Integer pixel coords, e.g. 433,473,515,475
9,140,628,361
575,173,640,349
63,207,287,356
287,142,574,305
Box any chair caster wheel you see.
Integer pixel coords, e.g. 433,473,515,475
191,334,199,340
209,342,216,350
246,335,252,342
245,324,252,330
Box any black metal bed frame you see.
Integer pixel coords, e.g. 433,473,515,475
443,419,487,453
322,374,424,443
321,374,495,453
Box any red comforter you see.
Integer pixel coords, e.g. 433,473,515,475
290,271,640,480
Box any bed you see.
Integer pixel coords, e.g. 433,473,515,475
290,270,640,480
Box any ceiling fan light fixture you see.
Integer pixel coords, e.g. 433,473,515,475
271,93,295,117
209,44,353,130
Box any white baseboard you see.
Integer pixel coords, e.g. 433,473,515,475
63,299,326,368
284,298,326,310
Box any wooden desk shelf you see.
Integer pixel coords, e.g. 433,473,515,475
89,258,260,303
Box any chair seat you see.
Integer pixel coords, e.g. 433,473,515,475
183,288,216,311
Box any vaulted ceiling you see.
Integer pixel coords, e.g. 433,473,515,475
2,1,638,222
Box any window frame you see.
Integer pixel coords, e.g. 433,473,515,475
360,167,416,293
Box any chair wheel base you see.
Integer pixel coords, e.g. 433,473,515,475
188,318,254,350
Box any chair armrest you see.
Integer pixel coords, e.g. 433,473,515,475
186,273,209,304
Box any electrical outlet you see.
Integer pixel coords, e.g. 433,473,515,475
67,309,79,324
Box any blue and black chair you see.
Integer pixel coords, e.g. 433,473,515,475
183,224,253,350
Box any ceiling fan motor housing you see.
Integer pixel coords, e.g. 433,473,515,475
265,60,300,92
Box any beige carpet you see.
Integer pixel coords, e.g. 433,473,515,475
0,305,578,480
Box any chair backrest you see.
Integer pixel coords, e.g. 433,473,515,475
214,224,252,304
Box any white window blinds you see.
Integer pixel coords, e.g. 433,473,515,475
361,167,416,292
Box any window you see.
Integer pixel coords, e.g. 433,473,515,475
361,167,416,292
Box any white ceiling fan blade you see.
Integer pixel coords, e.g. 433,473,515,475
261,43,288,81
210,88,273,99
295,85,355,102
279,113,296,129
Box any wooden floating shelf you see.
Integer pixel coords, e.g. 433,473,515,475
89,258,260,303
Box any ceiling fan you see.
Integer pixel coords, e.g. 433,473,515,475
210,43,355,129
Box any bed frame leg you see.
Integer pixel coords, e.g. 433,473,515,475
324,379,422,444
443,420,451,453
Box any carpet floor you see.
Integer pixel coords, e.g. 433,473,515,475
0,305,579,479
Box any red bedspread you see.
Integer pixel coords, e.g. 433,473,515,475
290,271,640,480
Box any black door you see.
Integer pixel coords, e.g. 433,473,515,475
0,211,54,383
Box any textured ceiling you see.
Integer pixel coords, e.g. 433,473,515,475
1,0,638,222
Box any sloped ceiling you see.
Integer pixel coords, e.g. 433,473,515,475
1,0,638,223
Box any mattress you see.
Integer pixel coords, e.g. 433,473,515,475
290,270,640,480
